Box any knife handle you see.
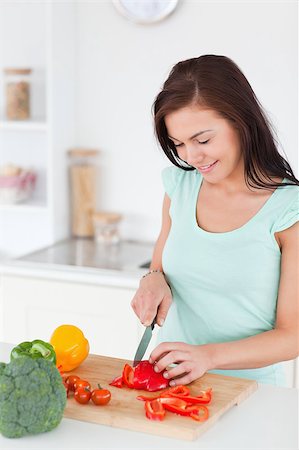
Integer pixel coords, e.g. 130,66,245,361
151,315,158,330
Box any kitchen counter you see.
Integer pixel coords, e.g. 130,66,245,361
0,343,298,450
0,238,153,288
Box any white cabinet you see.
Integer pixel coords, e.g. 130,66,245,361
0,2,76,258
0,272,296,386
0,274,146,361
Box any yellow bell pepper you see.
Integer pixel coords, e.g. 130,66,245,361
50,324,89,372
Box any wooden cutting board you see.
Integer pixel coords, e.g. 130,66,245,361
63,354,257,441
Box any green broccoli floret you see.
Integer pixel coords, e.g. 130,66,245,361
0,363,6,376
0,357,67,438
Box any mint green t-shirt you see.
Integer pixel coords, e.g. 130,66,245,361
157,166,299,386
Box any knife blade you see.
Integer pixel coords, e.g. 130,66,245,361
133,318,156,367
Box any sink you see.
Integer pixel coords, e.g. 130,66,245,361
139,260,151,269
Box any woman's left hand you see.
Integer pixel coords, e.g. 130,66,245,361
149,342,212,386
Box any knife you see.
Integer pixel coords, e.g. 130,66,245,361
133,317,156,367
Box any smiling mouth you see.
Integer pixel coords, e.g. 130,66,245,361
198,160,218,170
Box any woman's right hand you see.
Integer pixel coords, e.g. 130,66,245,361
131,272,172,327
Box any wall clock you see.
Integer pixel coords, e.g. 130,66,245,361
112,0,179,24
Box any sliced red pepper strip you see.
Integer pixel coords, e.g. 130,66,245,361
166,385,190,396
163,402,209,422
136,392,187,402
122,363,134,388
109,375,123,388
169,388,212,404
136,394,164,401
136,386,211,403
159,397,188,408
163,403,191,416
136,385,190,401
187,405,209,422
145,399,166,421
170,394,211,404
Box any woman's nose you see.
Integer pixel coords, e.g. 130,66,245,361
184,145,204,166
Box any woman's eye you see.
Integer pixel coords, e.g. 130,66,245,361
172,140,209,148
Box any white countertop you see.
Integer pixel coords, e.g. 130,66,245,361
0,342,298,449
0,239,153,289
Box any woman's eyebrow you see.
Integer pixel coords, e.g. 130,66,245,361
168,129,213,142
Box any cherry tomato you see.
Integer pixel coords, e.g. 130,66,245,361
74,387,91,404
74,379,91,391
65,375,81,392
91,384,111,406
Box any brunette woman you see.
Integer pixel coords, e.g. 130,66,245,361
131,55,298,386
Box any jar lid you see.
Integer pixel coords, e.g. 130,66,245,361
93,212,122,224
68,148,99,158
4,68,32,75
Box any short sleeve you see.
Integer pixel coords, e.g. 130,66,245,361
161,166,183,199
273,189,299,233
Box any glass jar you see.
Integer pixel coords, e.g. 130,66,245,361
4,68,32,120
68,148,99,238
93,212,122,245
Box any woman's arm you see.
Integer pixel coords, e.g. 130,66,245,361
131,194,172,327
150,222,299,385
150,193,172,272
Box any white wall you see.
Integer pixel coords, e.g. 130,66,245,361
75,0,298,242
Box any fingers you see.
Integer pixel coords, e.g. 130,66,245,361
149,342,187,365
156,295,172,327
163,362,191,381
142,307,159,327
150,345,195,386
130,292,156,326
167,372,195,386
131,293,172,327
149,343,207,386
153,351,189,373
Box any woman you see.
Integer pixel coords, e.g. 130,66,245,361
131,55,298,386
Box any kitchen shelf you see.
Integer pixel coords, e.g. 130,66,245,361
0,1,76,258
0,119,48,132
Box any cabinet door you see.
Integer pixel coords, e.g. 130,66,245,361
0,274,142,360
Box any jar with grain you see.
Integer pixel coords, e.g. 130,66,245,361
68,148,99,238
4,68,32,120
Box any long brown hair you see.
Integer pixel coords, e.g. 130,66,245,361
153,55,299,189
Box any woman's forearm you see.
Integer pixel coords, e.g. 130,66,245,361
205,328,298,371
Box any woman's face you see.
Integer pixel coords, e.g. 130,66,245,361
165,105,244,185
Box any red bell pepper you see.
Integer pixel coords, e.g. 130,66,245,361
132,361,152,389
122,364,134,388
109,360,169,392
109,375,123,388
144,366,169,391
144,399,166,421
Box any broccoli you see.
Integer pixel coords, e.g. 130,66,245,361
0,356,67,438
